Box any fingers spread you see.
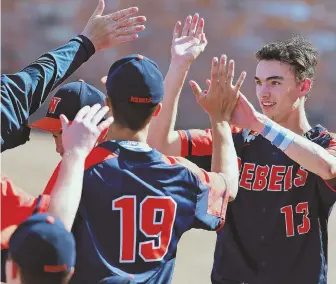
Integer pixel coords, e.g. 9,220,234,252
189,80,203,102
116,16,146,29
74,106,91,121
218,54,227,86
173,21,182,40
98,116,114,132
60,114,70,132
181,15,192,37
195,17,204,39
210,57,219,86
109,7,139,21
227,60,235,86
92,106,110,125
189,13,199,36
116,34,139,43
83,104,102,121
234,71,247,92
116,25,145,36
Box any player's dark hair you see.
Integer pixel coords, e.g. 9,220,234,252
19,268,71,284
111,101,158,131
255,35,318,98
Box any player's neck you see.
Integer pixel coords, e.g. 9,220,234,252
277,104,311,135
105,123,148,143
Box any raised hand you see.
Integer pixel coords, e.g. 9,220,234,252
189,55,246,122
60,104,114,157
81,0,146,51
171,13,207,68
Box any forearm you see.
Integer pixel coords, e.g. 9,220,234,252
1,35,95,152
211,120,239,199
25,35,95,115
148,62,189,155
253,114,336,180
48,151,86,231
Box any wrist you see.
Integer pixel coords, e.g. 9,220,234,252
259,119,295,151
62,149,88,161
251,113,267,133
169,59,191,71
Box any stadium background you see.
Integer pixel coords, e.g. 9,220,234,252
2,0,336,283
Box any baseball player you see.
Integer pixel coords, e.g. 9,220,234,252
6,214,76,284
42,50,244,284
148,34,336,283
1,0,146,152
1,81,112,282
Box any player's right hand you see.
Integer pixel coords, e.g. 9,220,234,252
170,13,207,68
60,105,114,157
189,55,246,122
81,0,146,51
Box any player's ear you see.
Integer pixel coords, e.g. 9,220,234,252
6,258,21,284
105,97,113,117
299,78,312,98
153,103,162,117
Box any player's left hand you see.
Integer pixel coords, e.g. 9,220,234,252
170,13,207,68
60,104,114,157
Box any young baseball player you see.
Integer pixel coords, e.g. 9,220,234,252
148,33,336,283
5,214,76,284
43,49,245,284
1,82,112,282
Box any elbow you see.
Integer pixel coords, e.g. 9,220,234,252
227,178,239,201
322,164,336,180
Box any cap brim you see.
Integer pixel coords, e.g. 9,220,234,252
29,117,62,132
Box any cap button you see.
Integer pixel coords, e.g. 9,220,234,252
137,54,144,60
78,79,85,82
46,216,55,224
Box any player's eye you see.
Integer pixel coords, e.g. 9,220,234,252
271,80,281,86
255,80,262,86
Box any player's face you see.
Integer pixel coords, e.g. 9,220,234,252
255,60,304,123
52,131,64,156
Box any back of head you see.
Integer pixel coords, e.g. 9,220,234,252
255,35,318,95
105,54,164,131
8,214,75,284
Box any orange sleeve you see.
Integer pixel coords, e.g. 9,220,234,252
178,126,241,157
163,155,230,223
42,162,61,195
1,176,37,249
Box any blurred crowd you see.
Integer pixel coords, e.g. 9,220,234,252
2,0,336,130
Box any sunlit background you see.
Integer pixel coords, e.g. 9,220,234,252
2,1,336,283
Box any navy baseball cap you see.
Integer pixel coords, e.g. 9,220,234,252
8,213,76,274
105,54,164,106
30,80,106,131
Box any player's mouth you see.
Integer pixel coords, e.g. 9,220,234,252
261,101,276,110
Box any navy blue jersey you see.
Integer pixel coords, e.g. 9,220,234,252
1,35,95,152
178,126,336,284
68,141,230,284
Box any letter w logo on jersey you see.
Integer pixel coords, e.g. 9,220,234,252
48,97,61,114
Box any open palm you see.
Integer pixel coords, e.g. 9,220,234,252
171,14,207,66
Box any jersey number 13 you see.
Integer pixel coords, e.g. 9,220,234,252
112,196,177,263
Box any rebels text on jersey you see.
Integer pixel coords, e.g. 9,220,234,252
178,125,336,284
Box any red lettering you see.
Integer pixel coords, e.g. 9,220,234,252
294,167,308,187
239,163,255,190
252,165,269,191
48,97,61,114
237,158,242,173
284,166,293,191
268,166,286,191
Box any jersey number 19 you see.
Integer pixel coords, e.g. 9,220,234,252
112,196,177,263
